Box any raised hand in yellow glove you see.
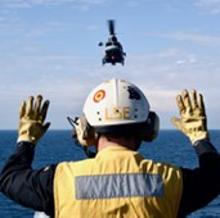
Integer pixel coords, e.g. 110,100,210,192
17,95,50,144
171,90,209,145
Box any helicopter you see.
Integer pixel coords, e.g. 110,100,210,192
99,20,126,66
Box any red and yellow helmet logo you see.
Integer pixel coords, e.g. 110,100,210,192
93,89,106,103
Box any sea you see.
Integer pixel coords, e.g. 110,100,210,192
0,130,220,218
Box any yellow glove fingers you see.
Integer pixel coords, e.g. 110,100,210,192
176,95,185,115
26,96,34,117
35,95,43,115
191,90,199,110
198,93,206,116
182,90,192,113
17,95,51,144
40,100,50,122
19,101,26,119
172,89,209,144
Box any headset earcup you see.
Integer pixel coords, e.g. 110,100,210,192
142,111,160,142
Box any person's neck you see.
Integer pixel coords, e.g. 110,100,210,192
97,136,137,152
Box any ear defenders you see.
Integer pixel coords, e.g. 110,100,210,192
67,110,160,147
141,111,160,142
67,116,98,147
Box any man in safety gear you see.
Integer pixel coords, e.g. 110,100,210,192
0,78,220,218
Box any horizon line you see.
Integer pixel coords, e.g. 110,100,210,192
0,129,219,131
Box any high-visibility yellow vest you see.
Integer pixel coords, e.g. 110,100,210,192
54,145,183,218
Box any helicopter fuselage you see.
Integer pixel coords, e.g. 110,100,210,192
103,46,124,65
100,20,126,66
103,37,125,65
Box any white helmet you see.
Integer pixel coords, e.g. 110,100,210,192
83,78,150,128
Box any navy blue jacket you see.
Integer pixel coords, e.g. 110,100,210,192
1,140,220,217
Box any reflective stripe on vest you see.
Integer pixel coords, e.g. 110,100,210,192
54,145,183,218
75,173,164,199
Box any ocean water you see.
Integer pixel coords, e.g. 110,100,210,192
0,130,220,218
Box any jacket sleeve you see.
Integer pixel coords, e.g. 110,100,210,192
178,140,220,217
0,142,56,217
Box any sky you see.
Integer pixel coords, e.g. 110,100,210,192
0,0,220,129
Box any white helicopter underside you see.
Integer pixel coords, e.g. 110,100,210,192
105,45,120,51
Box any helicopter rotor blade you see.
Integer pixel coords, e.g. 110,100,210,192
108,19,115,35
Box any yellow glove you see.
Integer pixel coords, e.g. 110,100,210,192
17,95,50,144
171,90,209,144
